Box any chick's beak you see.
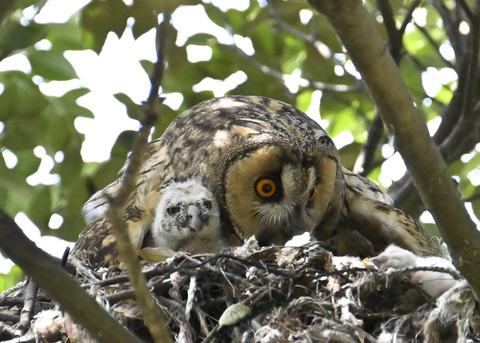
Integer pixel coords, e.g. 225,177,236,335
187,205,204,232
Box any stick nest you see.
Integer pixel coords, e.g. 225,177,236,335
1,238,479,342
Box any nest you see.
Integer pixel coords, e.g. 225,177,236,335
1,238,479,342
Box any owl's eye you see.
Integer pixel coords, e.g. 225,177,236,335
308,186,318,202
255,178,277,198
166,206,181,215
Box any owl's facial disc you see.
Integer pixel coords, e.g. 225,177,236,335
223,145,338,245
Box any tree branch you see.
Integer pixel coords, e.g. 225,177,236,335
0,0,15,26
105,17,172,343
391,7,480,214
308,0,480,301
0,208,142,343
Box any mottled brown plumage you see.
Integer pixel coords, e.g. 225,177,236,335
72,95,442,268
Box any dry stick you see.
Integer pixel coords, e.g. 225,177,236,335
0,208,142,343
13,278,37,337
104,18,172,343
308,0,480,300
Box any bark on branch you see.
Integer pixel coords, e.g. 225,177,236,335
308,0,480,300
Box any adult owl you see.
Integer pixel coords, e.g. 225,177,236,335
72,95,442,268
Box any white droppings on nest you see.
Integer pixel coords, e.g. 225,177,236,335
377,332,395,343
331,255,367,270
285,232,311,247
185,276,197,321
233,236,260,257
34,310,96,343
34,309,63,342
254,325,284,342
338,297,364,326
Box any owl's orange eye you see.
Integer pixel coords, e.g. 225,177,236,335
308,186,318,202
255,178,277,198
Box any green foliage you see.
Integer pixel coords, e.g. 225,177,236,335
0,0,479,293
0,265,23,292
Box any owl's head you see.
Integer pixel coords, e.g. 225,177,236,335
213,97,345,246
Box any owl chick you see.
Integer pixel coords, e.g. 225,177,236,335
371,244,460,298
150,178,222,254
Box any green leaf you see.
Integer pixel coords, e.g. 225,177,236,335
114,93,143,121
46,22,85,51
0,19,47,57
203,3,227,28
14,150,41,177
130,0,161,39
45,116,71,153
338,142,362,171
28,49,77,81
29,187,52,233
0,265,23,293
80,0,130,52
0,71,49,121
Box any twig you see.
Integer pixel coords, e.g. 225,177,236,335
266,0,362,85
13,278,37,337
398,0,421,36
104,16,172,343
222,42,358,94
432,0,465,54
413,22,455,68
0,313,19,322
376,0,402,62
457,0,477,23
356,111,385,176
1,332,36,343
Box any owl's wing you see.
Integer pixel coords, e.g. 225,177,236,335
76,138,171,268
82,139,170,222
343,169,443,256
72,205,154,268
342,167,393,205
73,186,160,268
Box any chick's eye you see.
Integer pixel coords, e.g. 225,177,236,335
203,200,212,210
166,206,181,215
255,178,277,198
308,186,318,202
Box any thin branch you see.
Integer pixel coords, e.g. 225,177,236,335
432,0,465,55
413,22,455,69
266,0,362,85
376,0,402,62
104,16,172,343
398,0,421,36
223,43,359,94
308,0,480,301
457,0,476,23
356,113,385,176
0,0,15,26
